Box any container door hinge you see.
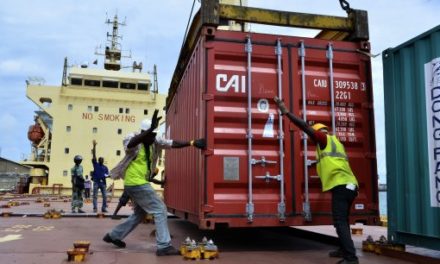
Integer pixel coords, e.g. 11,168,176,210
202,204,214,213
367,203,379,211
364,152,376,159
203,149,214,156
361,102,373,109
203,93,214,101
204,41,215,49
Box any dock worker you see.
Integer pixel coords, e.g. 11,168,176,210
91,140,109,213
103,109,206,256
71,155,85,213
274,97,359,264
84,175,91,200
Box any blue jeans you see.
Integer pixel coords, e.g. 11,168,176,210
93,181,107,211
109,184,171,249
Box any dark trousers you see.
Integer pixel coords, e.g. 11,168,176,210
71,187,83,210
84,188,91,199
331,185,358,261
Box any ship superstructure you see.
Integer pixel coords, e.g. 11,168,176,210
22,15,166,195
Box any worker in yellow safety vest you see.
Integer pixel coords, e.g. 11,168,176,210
274,97,359,264
102,109,205,256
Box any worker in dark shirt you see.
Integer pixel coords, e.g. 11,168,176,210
92,140,109,213
274,96,359,264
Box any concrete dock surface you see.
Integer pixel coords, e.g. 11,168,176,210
0,194,438,263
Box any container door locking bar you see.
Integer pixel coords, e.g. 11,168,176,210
300,41,312,222
275,39,286,221
327,43,336,132
245,36,254,223
250,39,286,222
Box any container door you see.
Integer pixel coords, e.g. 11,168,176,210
206,33,291,225
288,38,378,224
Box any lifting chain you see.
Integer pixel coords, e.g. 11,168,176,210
339,0,353,14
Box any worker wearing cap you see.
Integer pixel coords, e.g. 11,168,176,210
71,155,86,213
103,109,205,256
274,97,359,264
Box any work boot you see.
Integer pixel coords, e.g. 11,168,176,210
336,259,359,264
156,245,180,256
329,249,344,258
103,233,126,248
78,209,85,213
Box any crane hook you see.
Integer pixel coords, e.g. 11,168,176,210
339,0,353,14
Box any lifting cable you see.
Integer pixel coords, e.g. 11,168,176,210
339,0,353,14
181,0,198,52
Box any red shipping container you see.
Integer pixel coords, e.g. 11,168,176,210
165,27,378,229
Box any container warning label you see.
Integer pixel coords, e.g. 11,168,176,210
263,113,275,138
425,57,440,207
224,157,240,181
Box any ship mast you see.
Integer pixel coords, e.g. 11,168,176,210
97,15,131,71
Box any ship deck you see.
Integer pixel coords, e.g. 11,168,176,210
0,194,438,264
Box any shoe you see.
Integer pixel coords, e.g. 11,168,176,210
93,208,97,213
336,259,359,264
103,233,126,248
102,209,108,213
329,250,344,258
71,210,76,213
156,245,180,256
78,209,85,213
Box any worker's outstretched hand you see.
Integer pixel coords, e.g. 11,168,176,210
193,138,206,149
127,110,159,148
150,109,162,132
150,178,165,185
274,96,288,115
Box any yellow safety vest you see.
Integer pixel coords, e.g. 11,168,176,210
124,144,153,186
316,135,358,192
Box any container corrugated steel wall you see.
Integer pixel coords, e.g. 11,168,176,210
383,25,440,250
166,28,378,229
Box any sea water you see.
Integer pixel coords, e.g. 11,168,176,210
379,191,387,216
